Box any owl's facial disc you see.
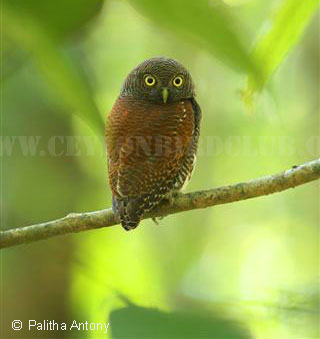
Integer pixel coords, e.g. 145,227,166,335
120,57,195,104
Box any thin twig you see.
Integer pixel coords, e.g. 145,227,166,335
1,158,319,249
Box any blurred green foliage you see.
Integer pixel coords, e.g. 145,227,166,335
246,0,320,98
128,0,259,78
3,0,104,132
1,0,319,338
110,304,251,338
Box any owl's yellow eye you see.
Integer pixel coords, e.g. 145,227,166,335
173,75,184,87
144,75,156,87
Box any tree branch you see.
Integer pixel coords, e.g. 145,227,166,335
1,158,319,249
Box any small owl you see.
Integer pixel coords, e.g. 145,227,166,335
106,57,201,230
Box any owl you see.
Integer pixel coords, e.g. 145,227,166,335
106,57,201,230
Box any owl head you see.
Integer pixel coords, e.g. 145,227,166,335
120,57,195,104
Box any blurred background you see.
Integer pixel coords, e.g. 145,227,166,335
1,0,319,338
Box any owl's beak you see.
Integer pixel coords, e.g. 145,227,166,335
162,88,169,104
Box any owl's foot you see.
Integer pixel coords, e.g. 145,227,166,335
150,192,182,225
166,191,183,206
152,216,164,225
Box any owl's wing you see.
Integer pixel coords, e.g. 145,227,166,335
190,98,202,147
175,98,201,190
106,98,198,229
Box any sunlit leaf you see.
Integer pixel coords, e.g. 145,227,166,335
247,0,319,95
127,0,260,80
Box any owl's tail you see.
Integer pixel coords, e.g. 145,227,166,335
112,196,144,231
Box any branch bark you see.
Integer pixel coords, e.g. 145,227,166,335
1,158,319,249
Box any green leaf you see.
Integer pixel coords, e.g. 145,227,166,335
110,304,251,338
3,1,104,133
247,0,319,94
127,0,260,80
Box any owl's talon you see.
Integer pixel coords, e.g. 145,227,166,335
152,216,165,225
166,191,182,206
